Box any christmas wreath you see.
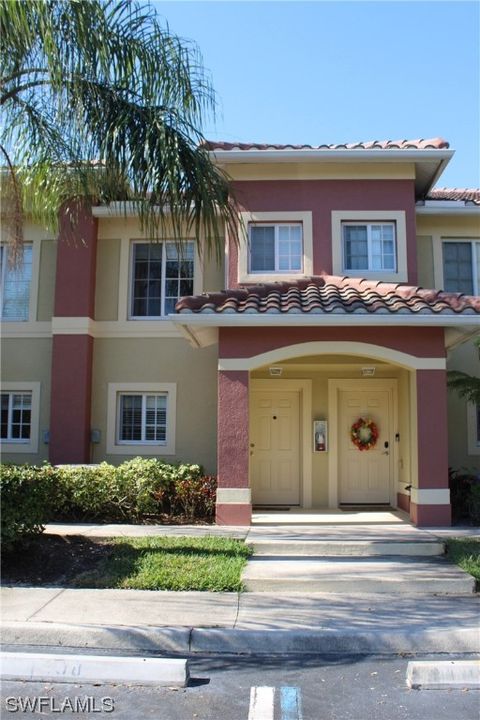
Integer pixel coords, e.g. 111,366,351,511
350,417,379,451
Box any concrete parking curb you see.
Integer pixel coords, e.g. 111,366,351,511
407,660,480,689
0,651,189,687
2,622,479,656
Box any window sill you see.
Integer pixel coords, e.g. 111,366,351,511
239,272,308,284
0,440,37,454
107,443,175,456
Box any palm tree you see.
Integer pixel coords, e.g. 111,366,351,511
447,338,480,404
0,0,236,262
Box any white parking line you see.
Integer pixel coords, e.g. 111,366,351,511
248,686,275,720
248,686,303,720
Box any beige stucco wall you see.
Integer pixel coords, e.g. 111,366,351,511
251,361,411,507
447,340,480,472
37,238,57,321
416,235,435,289
0,338,52,463
95,217,225,323
90,337,218,471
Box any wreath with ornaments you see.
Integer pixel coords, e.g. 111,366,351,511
350,417,379,451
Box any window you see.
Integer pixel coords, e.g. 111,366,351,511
343,223,396,272
249,224,303,273
1,392,31,442
0,245,33,320
0,382,40,454
118,393,166,444
443,241,480,294
107,383,176,455
130,241,194,318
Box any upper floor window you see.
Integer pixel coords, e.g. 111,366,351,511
342,223,396,272
0,245,33,321
443,241,480,295
130,241,194,318
1,391,32,442
249,224,303,273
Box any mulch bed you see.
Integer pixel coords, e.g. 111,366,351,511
1,535,114,587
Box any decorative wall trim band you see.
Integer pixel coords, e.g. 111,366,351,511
410,488,450,505
50,317,183,339
218,342,447,371
216,488,252,504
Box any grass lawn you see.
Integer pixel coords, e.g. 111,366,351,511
446,537,480,582
72,536,252,592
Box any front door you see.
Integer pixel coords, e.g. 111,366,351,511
250,390,300,505
339,388,392,504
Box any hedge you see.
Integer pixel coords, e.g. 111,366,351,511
1,459,216,547
449,468,480,525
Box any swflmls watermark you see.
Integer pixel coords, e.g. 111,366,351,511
5,696,115,713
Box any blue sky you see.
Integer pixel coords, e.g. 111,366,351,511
155,1,479,189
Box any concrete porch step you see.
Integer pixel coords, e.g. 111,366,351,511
242,556,476,594
249,540,445,557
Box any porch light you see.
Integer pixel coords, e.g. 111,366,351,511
269,366,283,377
361,367,376,377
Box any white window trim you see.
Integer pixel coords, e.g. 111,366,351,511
118,238,202,323
238,211,313,283
332,210,407,282
0,381,40,454
107,382,176,455
342,221,397,273
0,240,41,323
438,238,480,295
467,401,480,456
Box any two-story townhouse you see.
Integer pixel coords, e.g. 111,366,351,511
1,137,479,528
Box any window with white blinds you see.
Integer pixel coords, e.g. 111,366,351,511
118,393,167,444
0,245,33,320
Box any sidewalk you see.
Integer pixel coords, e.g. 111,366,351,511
2,521,479,656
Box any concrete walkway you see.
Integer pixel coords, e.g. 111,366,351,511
2,518,478,656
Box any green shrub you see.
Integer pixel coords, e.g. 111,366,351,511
55,463,118,521
1,459,215,530
468,483,480,525
0,464,58,548
173,475,217,520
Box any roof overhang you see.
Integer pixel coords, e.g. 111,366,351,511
209,148,454,197
171,312,480,349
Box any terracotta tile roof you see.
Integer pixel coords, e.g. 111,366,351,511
202,138,450,152
176,276,480,316
426,188,480,204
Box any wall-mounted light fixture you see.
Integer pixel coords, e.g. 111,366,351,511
361,367,376,377
269,366,283,377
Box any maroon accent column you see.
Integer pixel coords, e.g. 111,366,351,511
411,369,451,526
49,202,97,464
216,370,252,525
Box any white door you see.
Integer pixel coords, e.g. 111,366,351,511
250,390,300,505
339,389,391,504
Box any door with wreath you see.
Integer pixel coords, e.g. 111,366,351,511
339,388,392,504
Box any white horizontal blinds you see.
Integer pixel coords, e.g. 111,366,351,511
131,242,194,317
278,225,302,271
443,242,474,294
250,224,302,272
250,226,275,271
164,242,194,315
343,224,396,271
344,225,368,270
145,395,167,441
119,393,167,443
0,245,33,320
0,392,31,441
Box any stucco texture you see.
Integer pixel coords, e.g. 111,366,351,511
90,338,218,471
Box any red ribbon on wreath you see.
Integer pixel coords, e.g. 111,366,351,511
350,417,379,451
